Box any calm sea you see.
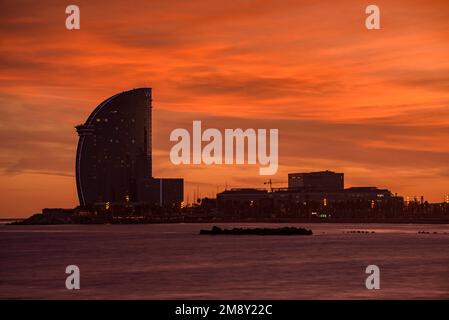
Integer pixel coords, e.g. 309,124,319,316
1,223,448,299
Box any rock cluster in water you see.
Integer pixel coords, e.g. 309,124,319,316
345,230,375,234
418,231,448,235
199,225,313,235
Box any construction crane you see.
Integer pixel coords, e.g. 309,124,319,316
263,179,287,192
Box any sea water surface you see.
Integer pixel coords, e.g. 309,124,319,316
1,223,448,299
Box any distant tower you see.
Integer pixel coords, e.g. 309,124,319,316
75,88,153,206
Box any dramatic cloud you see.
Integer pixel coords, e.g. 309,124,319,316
1,0,449,216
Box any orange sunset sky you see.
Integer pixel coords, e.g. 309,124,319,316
1,0,449,217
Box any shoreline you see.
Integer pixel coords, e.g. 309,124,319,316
5,215,449,225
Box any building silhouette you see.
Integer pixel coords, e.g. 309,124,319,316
75,88,183,208
288,170,344,191
217,170,403,218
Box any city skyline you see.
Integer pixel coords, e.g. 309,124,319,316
1,0,449,217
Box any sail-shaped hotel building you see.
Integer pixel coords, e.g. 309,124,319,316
75,88,183,207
